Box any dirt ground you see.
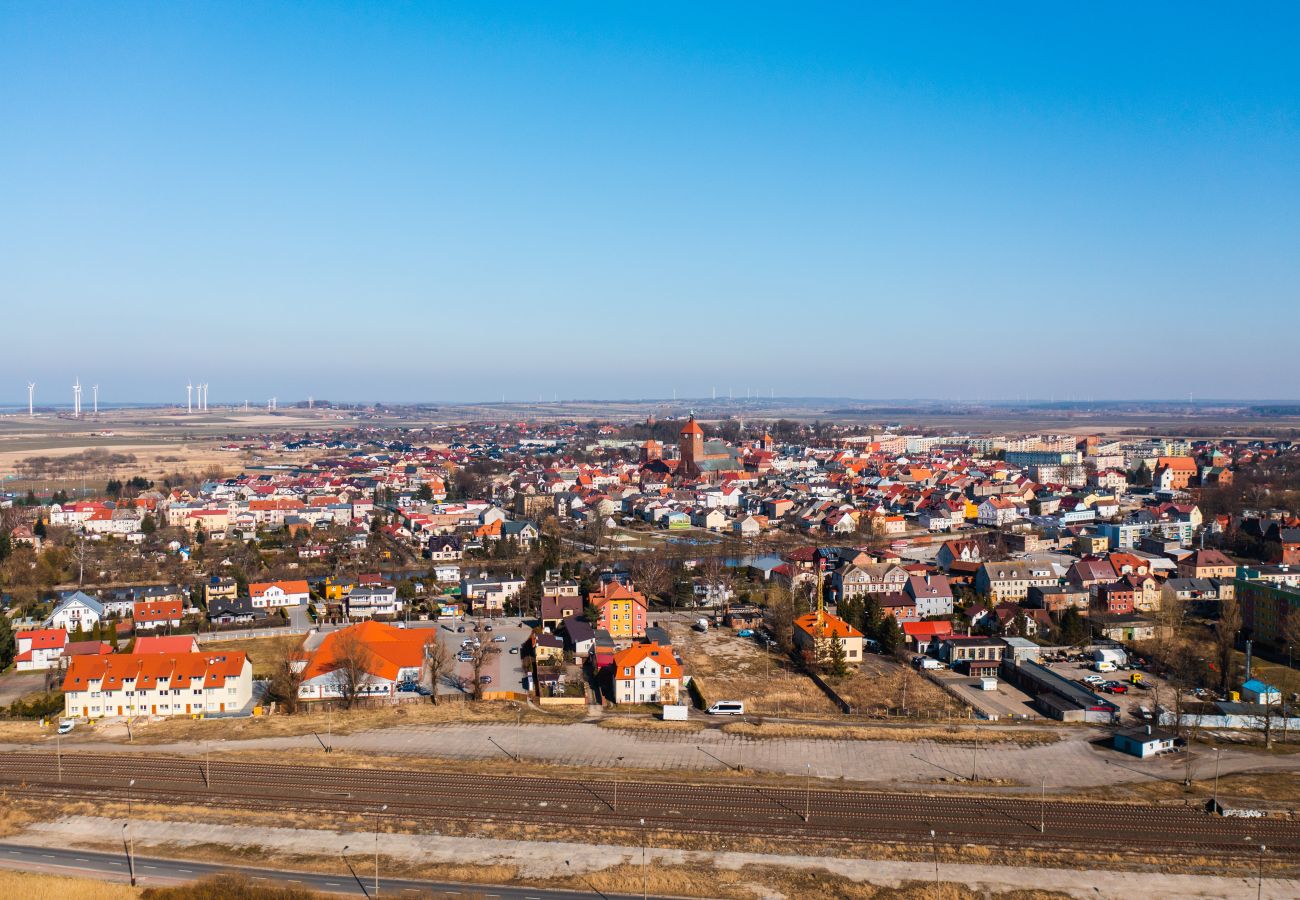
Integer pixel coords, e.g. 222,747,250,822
670,622,841,717
829,655,964,718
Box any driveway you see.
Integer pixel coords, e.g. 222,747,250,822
0,672,49,706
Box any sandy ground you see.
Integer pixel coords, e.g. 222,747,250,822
10,814,1297,899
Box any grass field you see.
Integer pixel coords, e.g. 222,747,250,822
202,634,305,678
0,870,140,900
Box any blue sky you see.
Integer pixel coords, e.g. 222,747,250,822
2,3,1297,405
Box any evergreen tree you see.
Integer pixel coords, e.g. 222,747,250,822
876,616,903,654
0,615,15,670
824,634,849,677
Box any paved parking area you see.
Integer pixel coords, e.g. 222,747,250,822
1039,657,1168,723
417,616,531,696
930,669,1041,720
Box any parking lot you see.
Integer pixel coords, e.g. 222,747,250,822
404,616,531,697
1035,653,1170,724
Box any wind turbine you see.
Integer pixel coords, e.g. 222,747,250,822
92,384,99,416
73,378,82,417
202,383,209,411
187,382,193,414
27,382,35,417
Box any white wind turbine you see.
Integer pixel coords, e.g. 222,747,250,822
73,378,82,417
203,383,209,411
92,384,99,416
187,382,193,414
27,382,35,417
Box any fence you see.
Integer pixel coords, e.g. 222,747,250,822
686,676,709,710
806,670,853,714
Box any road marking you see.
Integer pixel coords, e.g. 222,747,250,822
178,868,193,873
41,854,55,859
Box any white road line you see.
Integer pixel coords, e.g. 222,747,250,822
41,854,55,859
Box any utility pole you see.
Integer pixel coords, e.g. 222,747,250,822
375,803,387,898
613,756,624,811
1212,746,1222,811
1040,775,1046,833
804,763,811,823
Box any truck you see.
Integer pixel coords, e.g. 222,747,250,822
1092,647,1128,669
694,618,709,632
912,655,941,670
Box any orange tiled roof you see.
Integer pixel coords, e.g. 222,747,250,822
62,651,247,693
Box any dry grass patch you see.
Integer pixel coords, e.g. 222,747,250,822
0,721,52,744
722,721,1059,745
598,716,704,733
0,869,140,900
201,634,305,678
830,659,963,716
128,697,584,744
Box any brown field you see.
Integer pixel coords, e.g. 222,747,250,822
0,870,140,900
722,721,1059,745
829,657,964,718
203,634,306,678
126,697,585,745
671,622,842,717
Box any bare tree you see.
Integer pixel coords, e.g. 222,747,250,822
468,639,495,701
264,640,306,714
1215,596,1242,695
325,629,375,709
765,583,796,654
424,633,451,705
632,554,671,607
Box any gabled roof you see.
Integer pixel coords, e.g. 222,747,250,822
62,651,248,692
300,620,429,682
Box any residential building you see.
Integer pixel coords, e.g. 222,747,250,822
975,561,1057,602
590,581,648,642
904,574,954,618
132,599,184,632
612,642,683,703
345,584,403,619
62,651,253,719
14,628,67,671
793,612,865,664
249,580,311,608
1177,549,1237,580
46,591,104,633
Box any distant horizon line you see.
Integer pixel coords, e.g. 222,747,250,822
3,396,1300,411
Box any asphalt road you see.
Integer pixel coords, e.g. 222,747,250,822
0,842,651,899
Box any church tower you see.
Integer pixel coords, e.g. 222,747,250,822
679,416,704,475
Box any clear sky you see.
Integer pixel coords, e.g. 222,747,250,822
2,3,1297,405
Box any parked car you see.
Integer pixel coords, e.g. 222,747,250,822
456,653,473,663
457,626,466,633
485,625,493,632
737,629,754,638
493,635,507,642
57,721,75,735
479,675,493,684
1083,675,1105,685
509,647,519,654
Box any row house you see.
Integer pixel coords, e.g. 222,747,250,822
63,651,253,719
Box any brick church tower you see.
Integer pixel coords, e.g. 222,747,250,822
679,416,704,475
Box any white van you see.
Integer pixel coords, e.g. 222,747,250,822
1093,661,1117,673
707,701,745,716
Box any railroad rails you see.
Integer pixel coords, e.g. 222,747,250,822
1,752,1296,859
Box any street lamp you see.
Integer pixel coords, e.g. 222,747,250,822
1040,775,1046,834
374,804,388,898
1257,843,1266,900
640,817,647,900
930,828,939,899
125,779,136,886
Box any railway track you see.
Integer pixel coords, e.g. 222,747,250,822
1,751,1296,858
